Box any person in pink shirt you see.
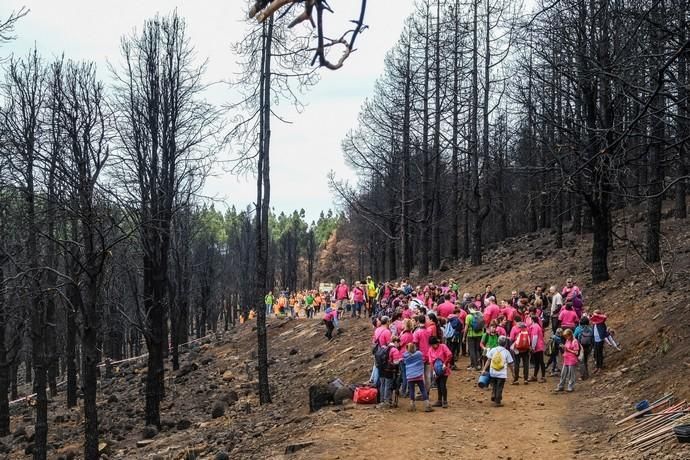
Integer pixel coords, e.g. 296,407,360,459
426,313,440,341
427,337,452,408
334,279,349,311
413,315,432,389
378,336,403,408
323,307,335,340
528,316,546,382
436,293,455,318
556,329,580,392
496,316,507,337
397,319,415,398
500,300,517,336
562,278,582,302
402,304,414,319
351,281,366,319
372,317,392,347
483,297,500,325
558,303,579,330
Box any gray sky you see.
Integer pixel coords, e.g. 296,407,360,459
3,0,415,222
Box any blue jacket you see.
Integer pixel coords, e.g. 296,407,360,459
403,351,424,380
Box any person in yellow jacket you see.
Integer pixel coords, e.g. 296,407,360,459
366,276,378,317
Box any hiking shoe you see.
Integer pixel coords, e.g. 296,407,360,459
566,388,574,393
377,402,391,409
442,401,448,409
554,387,564,392
424,405,434,413
539,378,547,383
511,381,519,386
523,380,529,385
494,402,504,407
528,376,537,382
432,401,443,407
408,402,416,412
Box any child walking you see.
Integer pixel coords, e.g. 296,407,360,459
403,343,433,412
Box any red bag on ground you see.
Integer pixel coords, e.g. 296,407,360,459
353,386,377,404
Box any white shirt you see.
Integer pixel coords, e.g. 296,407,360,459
486,346,514,379
550,293,563,315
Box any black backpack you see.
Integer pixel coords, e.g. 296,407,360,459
580,326,594,346
374,345,391,369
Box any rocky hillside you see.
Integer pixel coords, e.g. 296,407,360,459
3,201,689,460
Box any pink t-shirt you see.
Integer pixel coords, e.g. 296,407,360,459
509,326,522,343
525,311,543,328
427,344,453,376
389,347,403,364
352,287,365,302
496,326,507,337
457,309,467,323
400,331,414,350
413,327,431,363
402,308,414,319
559,309,579,329
562,285,581,301
502,306,517,322
437,301,455,318
373,327,392,346
529,323,545,352
483,303,500,325
426,322,438,340
563,338,580,366
323,310,334,321
335,284,349,300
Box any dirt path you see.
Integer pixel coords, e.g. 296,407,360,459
291,353,576,460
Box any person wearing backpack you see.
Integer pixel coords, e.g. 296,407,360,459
482,336,514,407
590,310,610,374
480,320,500,368
546,328,564,375
464,308,485,371
574,316,594,380
510,322,532,385
446,308,463,370
403,343,433,412
377,336,403,409
427,337,452,408
555,329,580,392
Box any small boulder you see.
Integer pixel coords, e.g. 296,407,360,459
214,452,230,460
222,371,234,382
176,419,192,431
142,425,158,440
107,394,119,404
178,362,199,378
222,391,239,405
211,401,226,419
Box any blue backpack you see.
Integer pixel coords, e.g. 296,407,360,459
433,358,445,377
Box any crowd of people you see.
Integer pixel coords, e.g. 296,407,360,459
259,276,621,409
318,277,621,410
